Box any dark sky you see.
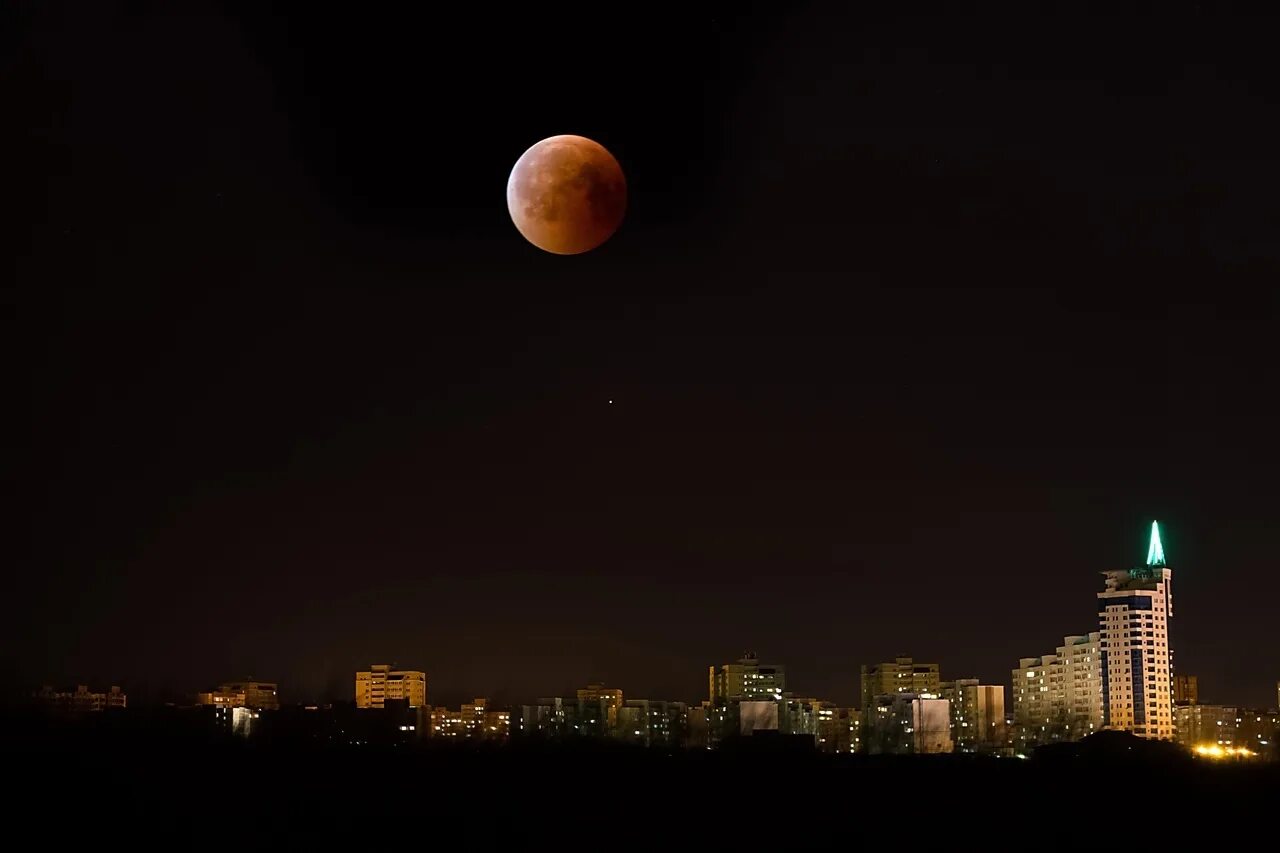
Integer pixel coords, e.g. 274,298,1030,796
7,4,1279,708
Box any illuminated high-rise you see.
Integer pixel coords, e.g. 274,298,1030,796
355,665,427,709
1010,633,1102,748
1098,521,1174,740
710,653,786,704
860,657,940,711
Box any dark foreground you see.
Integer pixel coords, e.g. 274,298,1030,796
7,717,1276,842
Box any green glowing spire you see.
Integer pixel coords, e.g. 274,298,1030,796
1146,520,1166,566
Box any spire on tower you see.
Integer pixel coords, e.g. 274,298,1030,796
1146,520,1166,566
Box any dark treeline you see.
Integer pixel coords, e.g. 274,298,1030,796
7,709,1275,841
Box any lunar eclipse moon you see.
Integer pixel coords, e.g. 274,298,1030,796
506,135,627,255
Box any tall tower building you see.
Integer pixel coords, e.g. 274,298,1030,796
1098,521,1174,740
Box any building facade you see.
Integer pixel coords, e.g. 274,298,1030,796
355,665,426,709
941,679,1006,753
1236,708,1278,760
577,683,625,736
1176,704,1279,761
1011,633,1103,748
430,698,509,742
196,689,246,708
36,685,127,712
866,693,952,754
710,654,786,705
218,680,279,711
1174,704,1239,748
1173,674,1198,706
616,699,688,747
1098,521,1174,740
860,658,940,711
814,703,861,754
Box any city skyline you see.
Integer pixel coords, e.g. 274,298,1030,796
12,7,1280,713
20,521,1275,712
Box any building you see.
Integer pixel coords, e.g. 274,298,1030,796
1058,634,1104,729
1175,704,1240,748
860,657,940,711
710,654,786,705
577,683,624,735
519,697,577,738
707,654,788,746
196,689,246,708
687,703,710,750
1012,653,1059,747
1173,674,1198,706
1235,708,1278,760
217,680,279,711
779,695,822,739
430,698,510,742
615,699,688,747
866,693,952,754
738,700,780,735
815,704,861,754
355,665,427,709
35,685,127,712
1011,633,1103,749
1098,521,1174,740
941,679,1006,753
1173,704,1278,760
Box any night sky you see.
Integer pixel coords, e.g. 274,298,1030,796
9,4,1280,708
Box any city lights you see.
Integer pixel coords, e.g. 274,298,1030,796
1193,744,1256,760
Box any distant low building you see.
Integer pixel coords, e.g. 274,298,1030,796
217,680,279,711
687,703,710,750
711,654,786,705
355,665,426,709
1178,704,1279,761
708,653,787,745
616,699,688,747
1173,674,1198,706
814,703,861,754
1011,633,1102,750
430,698,510,742
1174,703,1237,748
737,699,779,736
577,683,625,736
217,705,259,738
1236,708,1278,760
941,679,1006,753
860,657,940,712
519,697,578,738
866,693,952,755
35,685,126,712
196,689,246,708
780,695,822,740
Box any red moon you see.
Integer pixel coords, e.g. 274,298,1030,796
506,135,627,255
